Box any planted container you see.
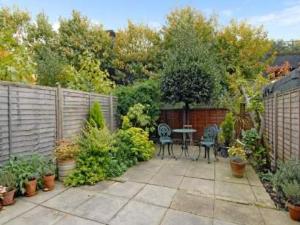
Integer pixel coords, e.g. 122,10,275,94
287,202,300,221
230,159,246,178
25,178,37,197
2,188,16,205
0,171,16,205
57,160,75,181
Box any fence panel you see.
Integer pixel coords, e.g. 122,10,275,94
264,88,300,167
0,82,117,164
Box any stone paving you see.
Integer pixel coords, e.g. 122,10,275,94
0,145,298,225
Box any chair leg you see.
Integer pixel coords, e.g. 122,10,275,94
171,144,177,160
167,144,171,155
161,145,165,160
196,145,201,160
214,146,218,161
207,147,210,163
157,144,162,156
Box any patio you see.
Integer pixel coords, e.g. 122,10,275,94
0,146,297,225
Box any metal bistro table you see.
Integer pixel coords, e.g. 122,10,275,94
173,128,197,159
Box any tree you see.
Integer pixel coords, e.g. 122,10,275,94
161,8,222,124
112,21,162,85
58,10,112,71
216,20,274,135
0,7,35,83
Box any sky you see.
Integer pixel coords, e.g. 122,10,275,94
1,0,300,40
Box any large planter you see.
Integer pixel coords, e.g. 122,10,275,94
230,159,246,178
2,188,16,206
25,179,37,197
287,202,300,221
43,175,55,191
58,160,75,181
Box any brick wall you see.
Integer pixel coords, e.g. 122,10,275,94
159,108,228,141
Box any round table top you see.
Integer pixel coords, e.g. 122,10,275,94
172,128,197,133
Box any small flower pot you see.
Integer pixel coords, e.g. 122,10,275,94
287,202,300,221
2,188,16,206
230,159,246,178
25,179,37,197
43,174,55,191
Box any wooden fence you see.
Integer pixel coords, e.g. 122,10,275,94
264,87,300,167
159,108,228,141
0,81,117,164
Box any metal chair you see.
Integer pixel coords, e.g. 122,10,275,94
157,123,175,159
197,125,219,163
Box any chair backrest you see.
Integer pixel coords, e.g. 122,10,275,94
158,123,172,137
203,125,219,142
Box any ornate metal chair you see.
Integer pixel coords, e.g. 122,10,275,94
157,123,175,159
197,125,219,163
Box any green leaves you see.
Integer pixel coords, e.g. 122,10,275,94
88,102,105,129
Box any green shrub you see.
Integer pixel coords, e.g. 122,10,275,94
115,127,155,162
242,128,267,170
220,112,235,146
64,125,112,186
122,103,154,132
88,102,105,129
273,161,300,205
114,79,161,130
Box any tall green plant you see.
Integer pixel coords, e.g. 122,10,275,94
220,112,235,146
88,102,105,129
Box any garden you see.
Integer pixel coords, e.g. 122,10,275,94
0,5,300,224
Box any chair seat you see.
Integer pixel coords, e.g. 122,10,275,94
160,137,173,144
200,141,214,147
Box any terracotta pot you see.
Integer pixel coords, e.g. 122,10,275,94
2,188,16,206
25,179,37,197
287,202,300,221
58,160,75,181
230,159,246,178
43,174,55,191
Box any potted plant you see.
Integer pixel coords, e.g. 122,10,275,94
55,140,79,181
228,142,247,178
25,174,38,197
0,186,5,210
41,159,56,191
282,181,300,221
0,171,16,205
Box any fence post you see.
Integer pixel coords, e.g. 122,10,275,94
7,86,12,157
274,92,278,168
56,85,64,140
109,94,114,131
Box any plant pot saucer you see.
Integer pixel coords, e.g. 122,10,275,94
42,187,54,192
25,191,37,197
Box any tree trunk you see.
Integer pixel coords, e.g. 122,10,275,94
239,86,264,138
183,102,189,127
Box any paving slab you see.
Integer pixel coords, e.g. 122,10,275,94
171,190,214,218
214,199,264,225
5,206,65,225
259,208,299,225
213,219,240,225
149,174,183,188
109,200,166,225
76,180,115,193
55,214,104,225
215,181,256,204
0,199,36,224
74,193,128,223
251,186,276,208
21,182,67,204
120,169,155,183
215,162,249,185
161,209,212,225
185,162,215,180
179,177,214,197
246,166,263,187
134,184,176,207
42,188,94,213
103,181,144,198
158,164,188,176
